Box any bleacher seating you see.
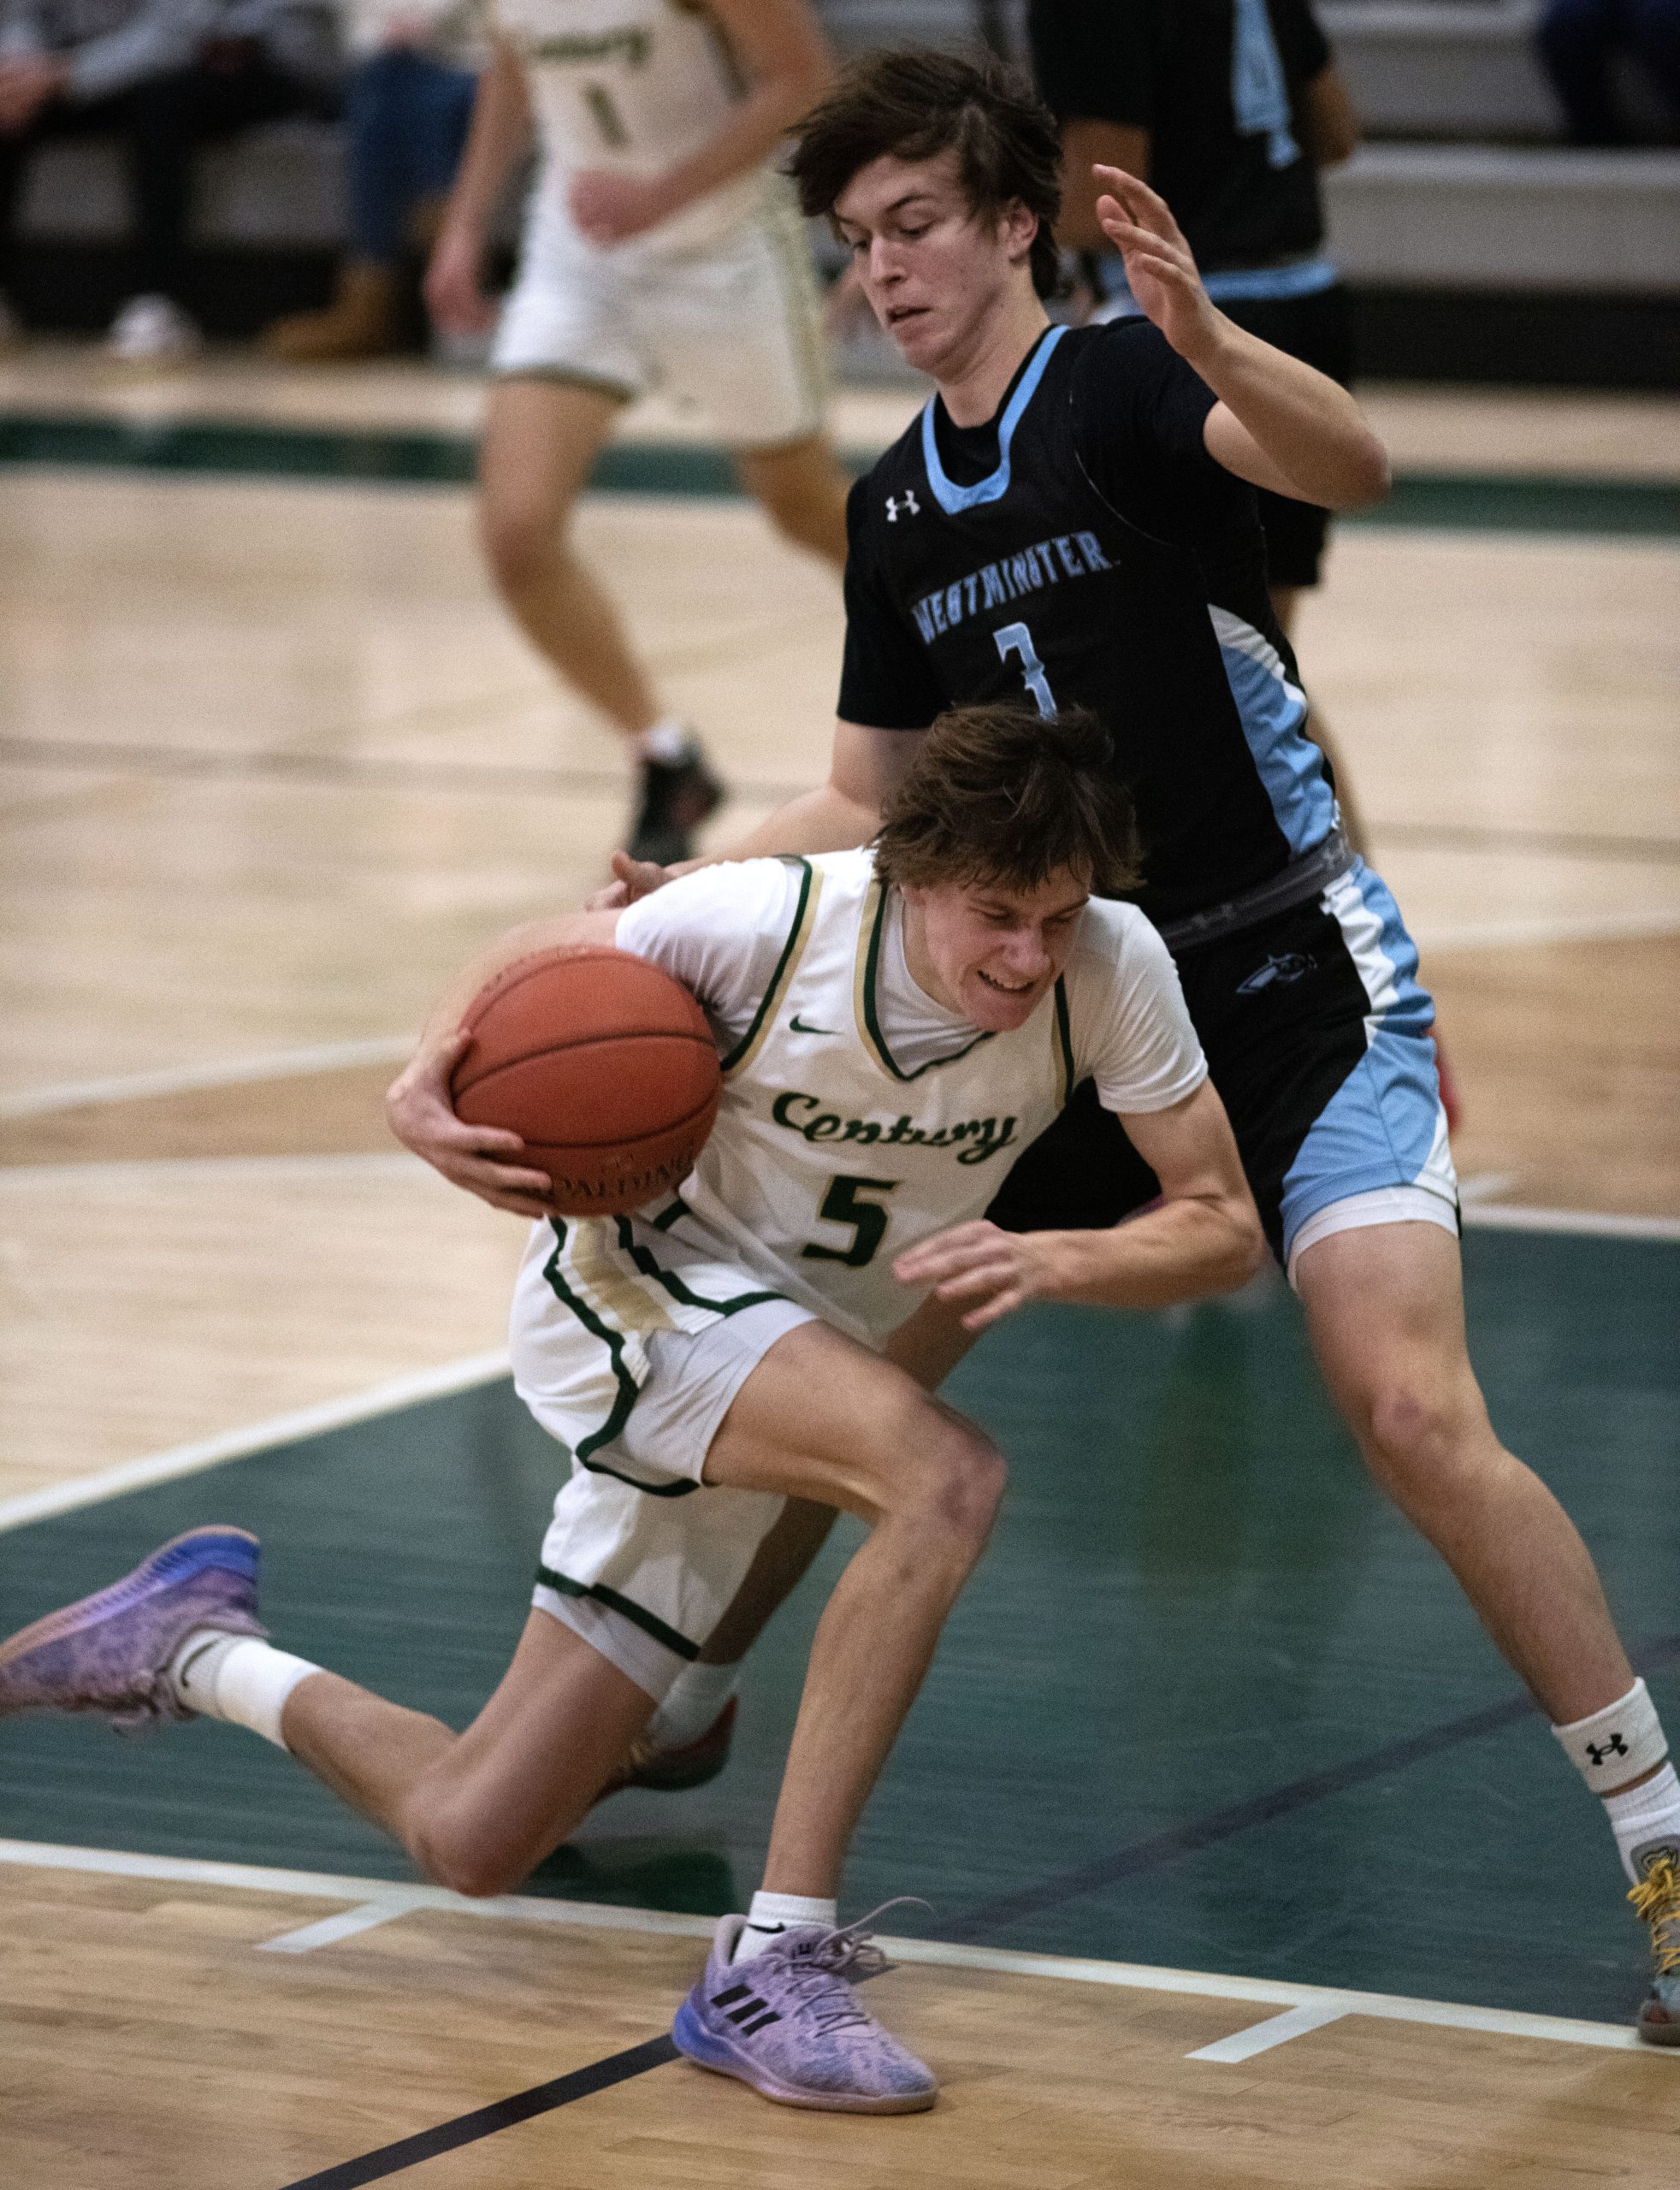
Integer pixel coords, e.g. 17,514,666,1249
8,0,1677,378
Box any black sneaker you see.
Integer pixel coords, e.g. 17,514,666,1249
627,742,724,865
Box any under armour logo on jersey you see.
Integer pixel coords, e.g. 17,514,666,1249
885,490,920,522
1587,1733,1630,1767
1237,951,1315,995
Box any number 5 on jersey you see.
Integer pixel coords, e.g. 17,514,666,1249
802,1175,898,1269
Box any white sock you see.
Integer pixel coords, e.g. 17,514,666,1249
168,1629,321,1751
731,1891,837,1962
1606,1761,1680,1885
636,718,691,765
648,1660,737,1751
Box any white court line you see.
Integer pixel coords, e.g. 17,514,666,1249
1186,2000,1352,2062
258,1891,440,1954
1462,1204,1680,1243
1417,907,1680,952
0,1839,1667,2063
0,1350,509,1536
0,1035,416,1120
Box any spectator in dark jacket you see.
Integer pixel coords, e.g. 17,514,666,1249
261,0,480,362
0,0,341,359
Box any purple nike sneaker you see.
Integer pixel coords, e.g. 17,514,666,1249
671,1908,938,2114
0,1526,264,1734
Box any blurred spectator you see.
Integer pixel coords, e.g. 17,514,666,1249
1025,0,1358,577
1536,0,1680,144
0,0,341,358
1026,0,1368,840
262,0,479,361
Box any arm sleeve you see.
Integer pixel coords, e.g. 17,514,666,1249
613,859,803,1053
1074,914,1208,1116
836,475,947,733
1026,0,1155,127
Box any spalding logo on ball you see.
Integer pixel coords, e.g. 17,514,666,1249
452,946,721,1216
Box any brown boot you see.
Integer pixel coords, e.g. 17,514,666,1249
261,263,400,364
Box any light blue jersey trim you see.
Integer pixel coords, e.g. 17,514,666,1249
920,325,1068,515
1093,255,1337,320
1279,863,1450,1258
1232,0,1302,169
1210,608,1337,857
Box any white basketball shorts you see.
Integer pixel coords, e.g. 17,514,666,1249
491,179,828,450
512,1214,815,1699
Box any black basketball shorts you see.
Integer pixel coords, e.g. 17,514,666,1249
987,862,1458,1275
1217,284,1357,591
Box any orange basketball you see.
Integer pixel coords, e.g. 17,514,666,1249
453,946,720,1217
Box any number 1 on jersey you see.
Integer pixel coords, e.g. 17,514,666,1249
994,620,1056,719
584,83,629,149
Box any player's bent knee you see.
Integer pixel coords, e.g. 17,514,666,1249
406,1805,531,1900
479,505,564,595
902,1418,1007,1548
1361,1381,1481,1492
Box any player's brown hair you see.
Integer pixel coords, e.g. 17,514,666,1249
786,47,1063,299
874,702,1141,897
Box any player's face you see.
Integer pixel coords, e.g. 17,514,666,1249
831,152,1034,375
902,868,1091,1033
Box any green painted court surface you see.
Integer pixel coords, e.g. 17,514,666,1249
3,1227,1675,2026
2,411,1677,536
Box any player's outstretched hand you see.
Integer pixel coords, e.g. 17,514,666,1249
894,1221,1063,1333
386,1027,556,1219
584,849,705,912
1091,163,1219,363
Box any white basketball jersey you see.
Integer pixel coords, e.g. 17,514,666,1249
492,0,771,252
612,853,1081,1348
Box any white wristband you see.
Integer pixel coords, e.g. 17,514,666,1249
1552,1676,1668,1787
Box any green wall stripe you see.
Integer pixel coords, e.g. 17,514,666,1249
2,410,1676,536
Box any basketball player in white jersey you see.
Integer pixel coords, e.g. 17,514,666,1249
0,704,1263,2113
425,0,851,864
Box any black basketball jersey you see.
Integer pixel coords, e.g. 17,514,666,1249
844,324,1339,928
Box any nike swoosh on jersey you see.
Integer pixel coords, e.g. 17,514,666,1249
789,1015,840,1036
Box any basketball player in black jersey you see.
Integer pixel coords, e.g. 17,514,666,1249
434,49,1680,2038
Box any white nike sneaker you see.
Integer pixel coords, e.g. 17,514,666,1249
105,294,203,366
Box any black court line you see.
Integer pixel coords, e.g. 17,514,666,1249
943,1629,1680,1941
8,734,1680,872
281,2035,679,2189
274,1632,1680,2188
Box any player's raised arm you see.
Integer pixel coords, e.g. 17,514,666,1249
385,907,621,1216
1091,163,1389,512
894,1079,1263,1330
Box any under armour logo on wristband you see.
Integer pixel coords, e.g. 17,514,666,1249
885,491,920,521
1587,1733,1630,1767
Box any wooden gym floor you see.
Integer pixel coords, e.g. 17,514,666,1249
1,352,1677,2187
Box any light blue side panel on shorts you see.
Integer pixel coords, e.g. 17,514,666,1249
1210,608,1339,856
1279,862,1450,1257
